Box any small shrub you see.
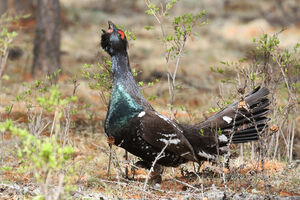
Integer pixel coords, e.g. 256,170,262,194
0,119,75,199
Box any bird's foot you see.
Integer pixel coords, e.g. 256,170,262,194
180,166,199,181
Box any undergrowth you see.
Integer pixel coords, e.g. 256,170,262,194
0,1,299,199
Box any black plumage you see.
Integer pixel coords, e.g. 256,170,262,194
101,21,270,168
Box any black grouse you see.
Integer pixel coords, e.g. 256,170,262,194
101,21,269,169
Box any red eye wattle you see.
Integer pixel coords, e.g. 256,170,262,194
118,30,125,40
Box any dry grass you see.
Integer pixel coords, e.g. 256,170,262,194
1,119,300,199
1,0,299,199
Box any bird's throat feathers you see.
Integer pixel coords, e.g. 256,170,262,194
111,53,132,80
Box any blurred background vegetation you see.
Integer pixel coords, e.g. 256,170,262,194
0,0,299,199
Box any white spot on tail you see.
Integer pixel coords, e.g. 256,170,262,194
198,151,215,159
138,111,146,118
218,134,228,142
223,116,232,124
158,138,181,145
158,132,177,138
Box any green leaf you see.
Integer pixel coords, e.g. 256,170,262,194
144,25,154,31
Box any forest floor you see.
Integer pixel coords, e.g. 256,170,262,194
0,0,300,199
0,123,300,199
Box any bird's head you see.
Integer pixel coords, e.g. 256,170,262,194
101,21,128,56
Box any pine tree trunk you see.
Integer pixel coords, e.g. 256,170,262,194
32,0,60,77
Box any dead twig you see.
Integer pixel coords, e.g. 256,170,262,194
142,142,168,200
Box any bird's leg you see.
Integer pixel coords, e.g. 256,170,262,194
106,136,115,177
180,164,201,180
124,150,129,179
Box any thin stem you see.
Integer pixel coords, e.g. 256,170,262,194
1,130,3,167
173,178,201,192
54,174,65,200
50,109,58,137
142,143,168,200
172,36,186,87
168,36,187,119
289,117,295,162
0,38,12,78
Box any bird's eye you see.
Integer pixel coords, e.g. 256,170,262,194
118,30,125,40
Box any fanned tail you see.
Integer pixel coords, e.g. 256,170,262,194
194,86,270,145
222,87,269,144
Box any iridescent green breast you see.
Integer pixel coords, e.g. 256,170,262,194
105,83,143,138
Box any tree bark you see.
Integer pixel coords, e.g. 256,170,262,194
32,0,60,77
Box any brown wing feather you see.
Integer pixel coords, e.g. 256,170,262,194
138,111,198,162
